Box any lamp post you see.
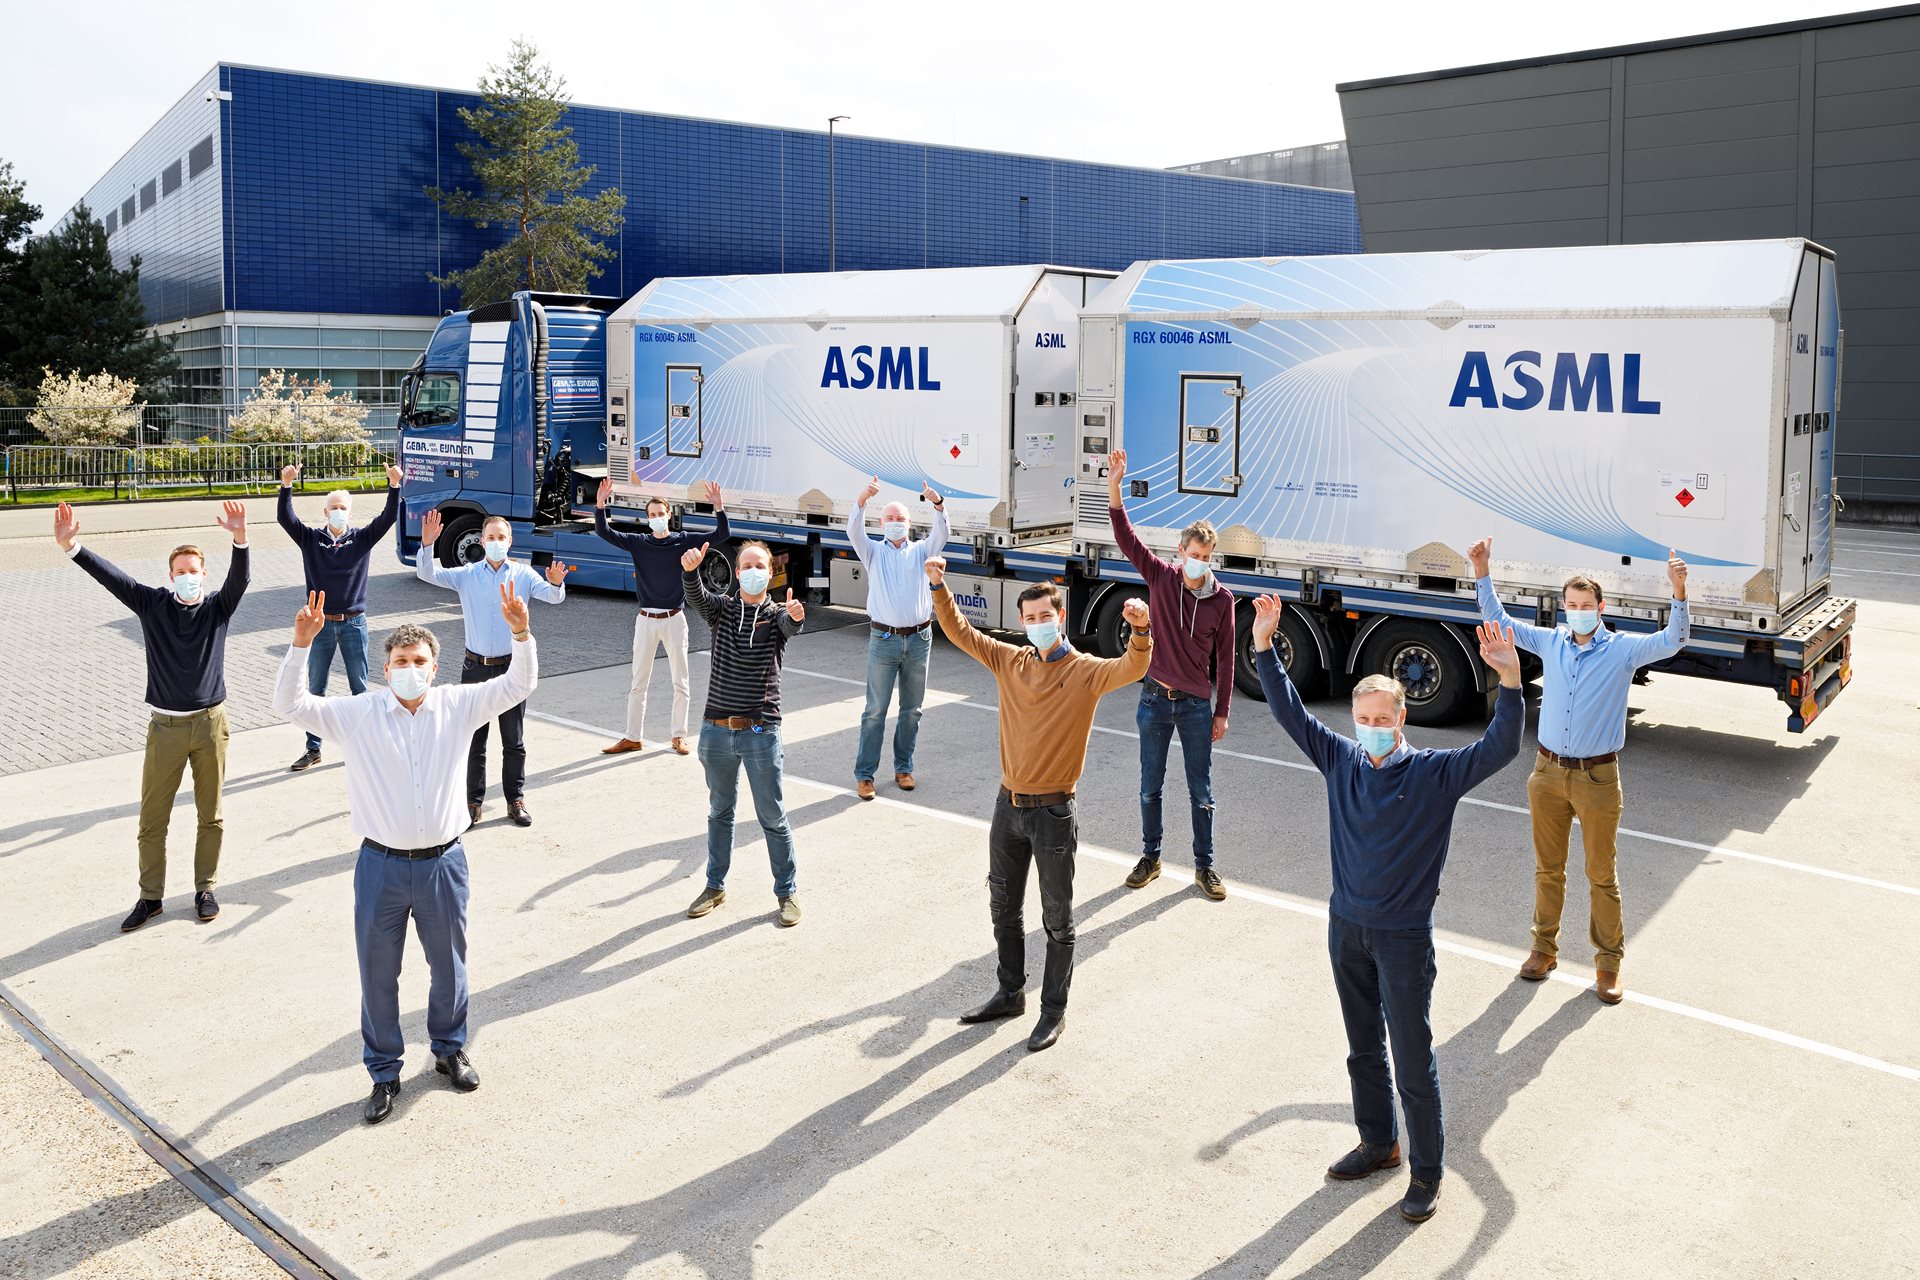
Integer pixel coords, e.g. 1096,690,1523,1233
827,114,850,271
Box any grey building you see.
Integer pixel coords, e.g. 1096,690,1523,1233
1172,141,1353,190
1337,4,1920,511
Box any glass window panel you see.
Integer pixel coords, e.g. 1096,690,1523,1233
318,328,381,347
188,136,214,178
162,161,182,196
254,327,319,345
140,180,157,211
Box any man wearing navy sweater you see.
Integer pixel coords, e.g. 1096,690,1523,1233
277,462,404,773
55,500,251,933
1250,596,1522,1224
591,477,728,757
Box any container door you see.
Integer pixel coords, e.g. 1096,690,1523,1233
1809,253,1840,589
666,364,703,457
1778,258,1818,605
1178,373,1243,498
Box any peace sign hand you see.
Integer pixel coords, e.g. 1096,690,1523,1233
293,590,327,646
499,581,531,636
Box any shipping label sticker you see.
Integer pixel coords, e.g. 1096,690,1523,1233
941,433,978,467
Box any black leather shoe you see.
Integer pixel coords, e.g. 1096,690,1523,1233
509,800,532,828
1124,856,1161,889
120,899,162,933
435,1050,480,1091
1026,1010,1066,1052
958,990,1026,1024
364,1080,399,1124
1327,1140,1401,1180
194,890,219,922
289,749,322,772
1400,1177,1440,1223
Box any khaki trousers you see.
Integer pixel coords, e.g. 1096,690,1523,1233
137,704,229,899
1526,751,1625,972
626,610,691,742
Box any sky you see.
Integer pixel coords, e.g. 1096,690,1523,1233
1,0,1891,232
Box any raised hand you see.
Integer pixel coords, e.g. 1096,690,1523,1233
53,502,79,551
1121,597,1150,629
1667,547,1689,601
1250,594,1284,650
386,464,404,487
858,475,881,506
500,580,530,636
596,476,613,509
680,542,709,573
215,500,247,539
545,560,570,586
421,508,443,547
1476,621,1520,684
1107,449,1127,502
785,588,805,622
1467,536,1492,578
293,590,327,646
703,480,724,510
921,481,941,505
925,555,947,586
281,464,301,487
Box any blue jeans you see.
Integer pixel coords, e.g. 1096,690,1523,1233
305,615,369,752
855,626,932,781
354,840,469,1083
699,721,798,899
1328,913,1443,1184
1136,685,1216,867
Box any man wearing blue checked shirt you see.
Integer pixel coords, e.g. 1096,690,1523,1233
1468,536,1689,1005
417,510,568,828
847,475,949,800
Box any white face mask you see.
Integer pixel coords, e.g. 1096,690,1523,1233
648,514,671,535
1182,555,1210,581
1566,608,1600,636
326,509,349,532
483,539,510,564
387,664,433,700
737,567,771,596
170,571,205,603
882,520,909,542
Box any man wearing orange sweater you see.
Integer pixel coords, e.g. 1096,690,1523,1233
927,555,1152,1052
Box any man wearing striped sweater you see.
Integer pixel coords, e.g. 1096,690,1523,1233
681,539,807,927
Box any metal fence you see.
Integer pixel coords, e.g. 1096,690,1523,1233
1,440,395,501
0,405,398,454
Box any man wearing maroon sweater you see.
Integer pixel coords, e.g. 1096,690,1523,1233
1106,450,1236,900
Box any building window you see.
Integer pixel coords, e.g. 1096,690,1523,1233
162,161,182,196
121,196,136,226
104,210,118,235
188,136,214,179
140,180,157,211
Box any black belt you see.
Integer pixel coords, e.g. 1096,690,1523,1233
465,649,510,667
871,620,931,636
1538,746,1619,769
322,610,365,621
1143,677,1200,701
1000,786,1074,809
363,838,456,860
638,607,682,619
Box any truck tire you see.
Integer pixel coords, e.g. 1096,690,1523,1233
697,542,734,596
1092,588,1146,658
1234,604,1326,702
436,512,486,569
1363,620,1475,726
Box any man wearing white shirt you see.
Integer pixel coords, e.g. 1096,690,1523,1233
273,583,537,1124
847,476,949,800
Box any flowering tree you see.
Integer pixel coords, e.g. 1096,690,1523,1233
28,368,143,445
226,369,370,443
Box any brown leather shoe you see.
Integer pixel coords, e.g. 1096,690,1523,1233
670,737,691,756
1595,971,1624,1005
601,738,645,755
856,779,876,801
1518,950,1557,981
894,772,916,791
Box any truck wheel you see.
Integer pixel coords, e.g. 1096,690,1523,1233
1234,604,1326,701
1364,621,1474,726
1092,588,1146,658
698,543,734,596
436,512,485,568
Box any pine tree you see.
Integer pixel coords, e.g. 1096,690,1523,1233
427,40,626,307
4,204,179,400
0,160,44,404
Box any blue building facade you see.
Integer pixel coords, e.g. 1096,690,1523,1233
70,64,1362,432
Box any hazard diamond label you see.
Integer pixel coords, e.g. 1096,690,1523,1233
950,445,961,459
1675,488,1695,508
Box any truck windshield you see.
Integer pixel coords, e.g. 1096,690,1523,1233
403,371,461,426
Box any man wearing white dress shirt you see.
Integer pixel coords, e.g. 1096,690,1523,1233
273,583,537,1125
847,476,948,800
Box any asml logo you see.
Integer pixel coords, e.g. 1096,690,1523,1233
1448,351,1661,414
1033,332,1066,348
820,345,942,391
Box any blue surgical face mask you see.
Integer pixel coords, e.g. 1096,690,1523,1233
1353,722,1398,757
738,567,771,596
1566,608,1600,636
648,514,671,535
1025,620,1062,651
882,520,909,542
326,509,349,532
1182,555,1210,581
169,571,204,603
387,664,433,700
483,539,509,564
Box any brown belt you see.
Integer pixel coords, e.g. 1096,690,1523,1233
1000,786,1074,809
322,610,364,621
871,620,931,636
1143,677,1201,701
639,607,682,619
1538,746,1618,769
465,649,510,667
706,715,765,731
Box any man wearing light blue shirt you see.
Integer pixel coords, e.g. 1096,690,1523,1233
847,476,949,800
417,510,568,828
1469,536,1689,1004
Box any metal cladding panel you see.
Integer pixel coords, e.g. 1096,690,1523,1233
542,308,608,464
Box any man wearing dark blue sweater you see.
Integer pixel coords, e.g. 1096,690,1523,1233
55,500,251,933
1250,596,1523,1225
276,462,404,772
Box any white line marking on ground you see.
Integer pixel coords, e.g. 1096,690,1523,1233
1837,546,1920,559
524,708,1920,1083
1834,567,1920,579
